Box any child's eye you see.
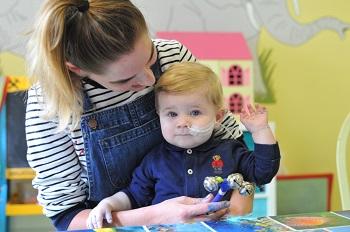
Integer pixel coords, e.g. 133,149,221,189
190,110,201,116
167,112,177,117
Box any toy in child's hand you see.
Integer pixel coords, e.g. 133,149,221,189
203,173,254,202
239,181,255,196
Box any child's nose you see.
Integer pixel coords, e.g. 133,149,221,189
177,116,191,128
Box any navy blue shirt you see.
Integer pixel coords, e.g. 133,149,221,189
122,137,280,209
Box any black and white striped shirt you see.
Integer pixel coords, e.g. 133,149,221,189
26,39,242,217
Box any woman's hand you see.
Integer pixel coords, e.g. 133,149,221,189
109,194,230,227
149,194,230,225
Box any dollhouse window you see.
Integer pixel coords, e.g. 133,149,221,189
228,65,243,86
229,93,243,113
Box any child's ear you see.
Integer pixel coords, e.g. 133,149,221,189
215,108,225,123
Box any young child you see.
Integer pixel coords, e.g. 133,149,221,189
87,62,280,228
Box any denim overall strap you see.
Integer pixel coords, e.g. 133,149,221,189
80,58,163,202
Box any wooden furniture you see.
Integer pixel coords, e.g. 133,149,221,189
0,78,43,232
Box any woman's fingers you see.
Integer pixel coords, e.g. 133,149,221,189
207,201,230,213
172,195,210,205
189,201,230,217
192,208,228,222
200,193,214,203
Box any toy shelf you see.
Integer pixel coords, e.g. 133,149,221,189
6,168,35,180
5,168,41,217
0,88,45,232
6,204,43,216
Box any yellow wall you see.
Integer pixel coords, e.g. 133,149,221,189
259,0,350,210
0,52,26,76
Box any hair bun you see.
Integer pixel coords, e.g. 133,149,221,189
77,0,89,13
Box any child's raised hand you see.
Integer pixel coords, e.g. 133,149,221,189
87,199,114,229
239,104,268,134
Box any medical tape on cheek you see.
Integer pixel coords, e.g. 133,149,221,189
187,120,216,137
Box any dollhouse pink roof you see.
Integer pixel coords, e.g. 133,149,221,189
157,32,252,60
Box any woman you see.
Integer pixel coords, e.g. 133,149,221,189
25,0,246,230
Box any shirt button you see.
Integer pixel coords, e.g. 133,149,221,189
186,149,192,154
187,169,193,175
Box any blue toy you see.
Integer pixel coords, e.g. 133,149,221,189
203,173,255,202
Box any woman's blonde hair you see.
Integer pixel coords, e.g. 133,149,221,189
155,62,224,111
26,0,148,130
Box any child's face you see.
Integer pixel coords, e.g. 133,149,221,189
157,90,220,149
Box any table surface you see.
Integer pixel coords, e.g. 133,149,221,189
67,210,350,232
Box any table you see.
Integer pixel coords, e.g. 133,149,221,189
67,210,350,232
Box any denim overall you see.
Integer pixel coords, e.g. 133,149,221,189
80,60,163,203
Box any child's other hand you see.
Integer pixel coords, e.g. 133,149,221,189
240,104,268,133
87,199,114,229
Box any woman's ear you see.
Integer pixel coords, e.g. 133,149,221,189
66,62,88,77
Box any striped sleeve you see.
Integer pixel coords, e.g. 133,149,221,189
25,86,87,217
154,39,196,71
215,111,243,139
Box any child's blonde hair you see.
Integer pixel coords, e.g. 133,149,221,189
155,62,224,111
26,0,148,130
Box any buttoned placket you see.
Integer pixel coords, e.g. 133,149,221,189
186,149,193,174
184,148,197,196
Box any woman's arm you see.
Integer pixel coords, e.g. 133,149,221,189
26,86,87,225
113,195,231,226
68,209,92,230
68,195,230,230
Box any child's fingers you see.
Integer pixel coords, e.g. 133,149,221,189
255,104,267,114
239,110,248,119
92,215,98,229
246,104,255,115
241,103,252,116
92,214,102,229
87,217,93,229
88,215,97,229
105,211,113,224
96,214,104,228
